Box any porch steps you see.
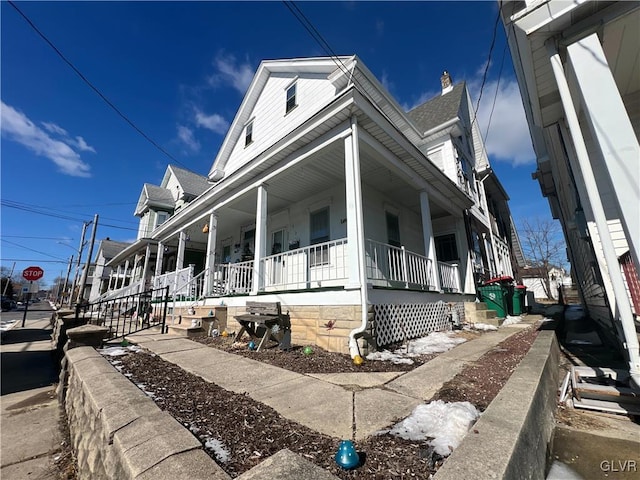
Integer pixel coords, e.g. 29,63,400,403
167,323,205,337
464,302,501,327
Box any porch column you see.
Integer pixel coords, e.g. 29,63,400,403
252,185,267,295
176,231,186,270
419,190,441,291
203,211,218,296
107,267,115,290
457,217,474,294
155,242,164,277
141,243,151,291
123,260,130,287
566,33,640,271
344,117,367,290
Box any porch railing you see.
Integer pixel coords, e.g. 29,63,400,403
94,278,144,303
262,238,348,290
210,260,254,295
438,261,461,293
366,239,435,290
153,265,194,297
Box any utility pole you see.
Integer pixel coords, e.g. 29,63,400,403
68,221,89,307
76,214,99,304
2,261,16,296
60,255,73,306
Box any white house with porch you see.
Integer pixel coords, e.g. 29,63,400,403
102,56,521,355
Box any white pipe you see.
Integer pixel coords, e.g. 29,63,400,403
347,116,370,358
548,41,640,389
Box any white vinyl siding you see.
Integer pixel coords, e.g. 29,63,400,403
224,74,337,176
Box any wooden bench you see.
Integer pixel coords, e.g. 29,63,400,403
234,301,291,351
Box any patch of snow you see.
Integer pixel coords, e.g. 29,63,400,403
386,400,480,457
98,345,141,357
469,323,498,331
203,437,230,463
366,331,466,364
0,320,18,332
546,460,585,480
501,315,522,326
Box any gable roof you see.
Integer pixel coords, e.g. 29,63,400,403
406,82,466,134
98,239,131,260
134,183,176,216
165,165,210,197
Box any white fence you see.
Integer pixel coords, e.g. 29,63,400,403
153,265,194,297
262,238,348,291
210,260,254,295
365,239,435,290
438,262,461,292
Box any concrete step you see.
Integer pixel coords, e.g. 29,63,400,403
167,324,204,337
473,309,501,326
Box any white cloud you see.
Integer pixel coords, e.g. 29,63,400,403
41,121,68,136
194,110,229,135
177,125,200,152
208,52,254,94
2,102,91,177
74,136,96,153
471,77,535,166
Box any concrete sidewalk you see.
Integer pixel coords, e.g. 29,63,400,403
128,319,536,441
1,317,61,479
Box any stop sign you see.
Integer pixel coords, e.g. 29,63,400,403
22,266,44,281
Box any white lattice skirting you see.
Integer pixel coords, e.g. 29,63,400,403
372,301,465,347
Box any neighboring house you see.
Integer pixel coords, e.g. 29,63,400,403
103,56,522,355
88,238,132,301
521,265,571,301
500,2,640,381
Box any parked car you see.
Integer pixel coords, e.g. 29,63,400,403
1,296,16,311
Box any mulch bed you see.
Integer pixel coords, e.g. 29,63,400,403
106,323,540,478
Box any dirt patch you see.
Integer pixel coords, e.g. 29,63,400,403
432,327,540,410
106,324,539,478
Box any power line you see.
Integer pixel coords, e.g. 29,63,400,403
7,1,191,171
471,4,502,132
2,199,140,226
1,200,139,231
483,43,508,148
1,239,68,261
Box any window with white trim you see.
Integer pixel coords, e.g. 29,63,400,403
386,212,401,247
286,82,297,113
245,120,253,147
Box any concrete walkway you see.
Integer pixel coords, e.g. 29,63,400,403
128,319,536,441
1,316,61,479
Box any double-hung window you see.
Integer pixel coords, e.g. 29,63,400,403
386,212,401,247
286,82,297,114
245,120,253,147
310,207,329,266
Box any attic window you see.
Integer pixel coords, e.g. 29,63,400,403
245,120,253,147
286,82,297,114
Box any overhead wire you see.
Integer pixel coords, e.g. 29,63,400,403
1,239,69,261
7,0,191,171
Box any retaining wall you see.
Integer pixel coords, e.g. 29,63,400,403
62,347,229,480
434,330,560,480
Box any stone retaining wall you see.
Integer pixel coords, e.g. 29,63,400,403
62,347,229,480
434,330,560,480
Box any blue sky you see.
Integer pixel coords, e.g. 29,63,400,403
1,1,550,288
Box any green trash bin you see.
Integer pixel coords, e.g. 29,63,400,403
512,285,527,315
478,284,508,318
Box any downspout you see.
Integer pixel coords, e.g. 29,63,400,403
548,41,640,388
347,115,370,359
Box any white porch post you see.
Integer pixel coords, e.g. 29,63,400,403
107,267,115,290
457,217,474,294
252,185,267,295
204,211,218,296
177,231,186,270
141,244,151,292
566,33,640,271
419,190,441,291
155,242,164,277
344,120,366,290
123,260,130,287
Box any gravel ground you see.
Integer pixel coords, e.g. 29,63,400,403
105,324,540,479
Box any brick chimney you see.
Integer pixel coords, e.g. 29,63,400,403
441,71,453,95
